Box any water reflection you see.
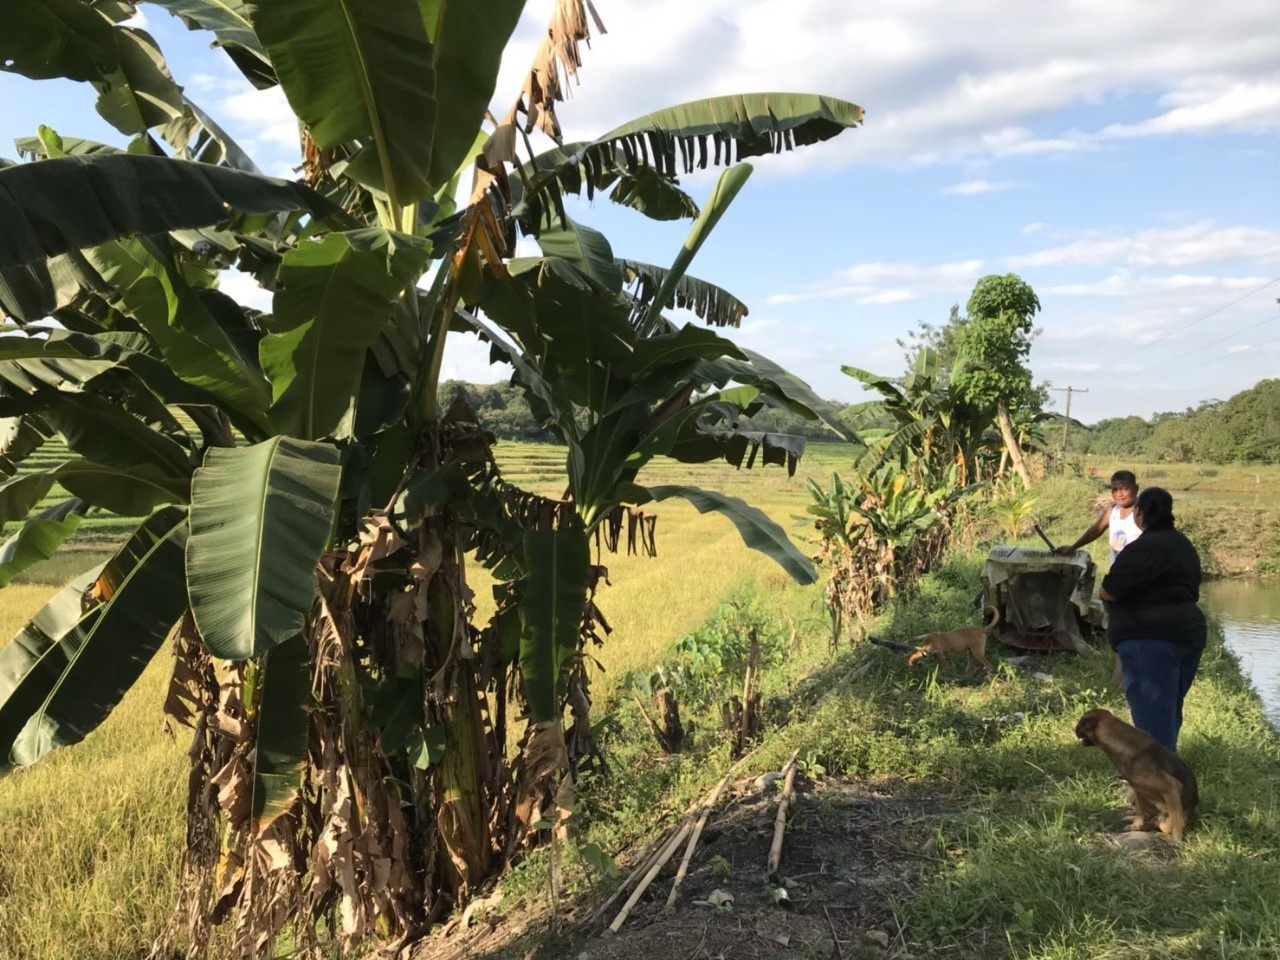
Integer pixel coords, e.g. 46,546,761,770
1202,579,1280,727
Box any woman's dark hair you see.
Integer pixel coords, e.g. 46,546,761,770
1136,487,1175,530
1110,469,1138,489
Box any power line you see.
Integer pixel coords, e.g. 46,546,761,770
1185,333,1280,374
1137,276,1280,353
1134,310,1280,376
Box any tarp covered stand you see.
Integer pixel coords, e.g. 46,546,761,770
980,546,1103,654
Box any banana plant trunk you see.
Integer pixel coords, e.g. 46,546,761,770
996,401,1032,487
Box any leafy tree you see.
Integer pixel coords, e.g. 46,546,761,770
897,303,967,385
0,0,865,953
952,274,1042,486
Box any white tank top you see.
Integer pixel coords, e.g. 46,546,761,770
1108,504,1142,561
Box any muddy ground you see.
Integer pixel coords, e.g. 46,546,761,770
411,776,951,960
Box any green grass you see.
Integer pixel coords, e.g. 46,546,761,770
1,441,1277,959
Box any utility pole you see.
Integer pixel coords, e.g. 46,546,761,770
1051,385,1089,454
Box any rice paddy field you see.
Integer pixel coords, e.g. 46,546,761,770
1,439,1277,960
0,439,854,960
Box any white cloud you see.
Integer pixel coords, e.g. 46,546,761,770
1045,271,1273,298
218,85,299,148
943,179,1016,195
1010,222,1280,269
1021,222,1046,234
1098,80,1280,139
152,0,1279,184
120,9,148,28
769,259,984,304
491,0,1278,172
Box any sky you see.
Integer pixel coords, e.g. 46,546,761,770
2,0,1277,425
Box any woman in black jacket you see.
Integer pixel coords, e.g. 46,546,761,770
1099,487,1206,752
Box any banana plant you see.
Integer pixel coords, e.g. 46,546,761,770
0,0,865,953
842,345,992,486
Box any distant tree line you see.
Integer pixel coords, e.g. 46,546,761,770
1062,379,1280,463
442,379,881,444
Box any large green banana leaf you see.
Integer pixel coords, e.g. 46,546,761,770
94,24,188,136
636,165,752,336
40,390,193,478
186,437,342,659
1,2,263,164
0,567,101,771
0,499,87,587
518,520,589,724
0,0,116,83
0,155,340,269
601,93,865,172
697,348,859,443
146,0,276,89
537,215,622,292
518,144,700,223
522,93,864,218
623,483,817,584
247,0,438,207
86,240,274,432
250,632,312,832
260,229,430,440
0,459,186,525
619,259,748,329
426,0,526,192
0,507,189,771
1,2,181,134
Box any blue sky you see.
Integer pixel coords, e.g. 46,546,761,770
3,0,1276,424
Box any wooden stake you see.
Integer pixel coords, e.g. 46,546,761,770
632,691,666,749
736,630,760,756
665,772,731,909
766,750,801,879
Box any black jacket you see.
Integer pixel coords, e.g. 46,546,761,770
1102,526,1207,649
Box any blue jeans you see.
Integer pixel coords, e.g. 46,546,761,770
1115,640,1202,752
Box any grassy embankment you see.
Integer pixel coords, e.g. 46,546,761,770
0,442,1277,959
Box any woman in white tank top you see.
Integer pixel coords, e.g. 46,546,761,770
1056,469,1141,562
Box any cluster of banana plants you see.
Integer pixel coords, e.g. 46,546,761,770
810,348,987,633
0,0,863,953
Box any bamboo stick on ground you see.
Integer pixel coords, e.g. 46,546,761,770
664,772,732,910
608,820,693,933
603,746,761,929
766,749,801,879
586,823,675,923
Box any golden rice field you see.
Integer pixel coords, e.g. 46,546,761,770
3,441,1275,960
0,440,851,960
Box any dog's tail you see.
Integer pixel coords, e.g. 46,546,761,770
868,636,914,653
982,605,1001,633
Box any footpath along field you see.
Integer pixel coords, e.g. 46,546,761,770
1,440,1277,960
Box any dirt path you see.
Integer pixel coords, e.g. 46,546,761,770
413,777,950,960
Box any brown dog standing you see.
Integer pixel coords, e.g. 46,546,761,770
906,606,1000,673
1075,708,1198,842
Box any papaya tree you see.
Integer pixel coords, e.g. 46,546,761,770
952,273,1042,486
0,0,863,954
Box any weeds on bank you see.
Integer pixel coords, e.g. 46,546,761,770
505,553,1280,960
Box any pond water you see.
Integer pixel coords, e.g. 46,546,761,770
1202,579,1280,728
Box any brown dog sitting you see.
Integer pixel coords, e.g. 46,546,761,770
904,606,1000,673
1075,708,1198,843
